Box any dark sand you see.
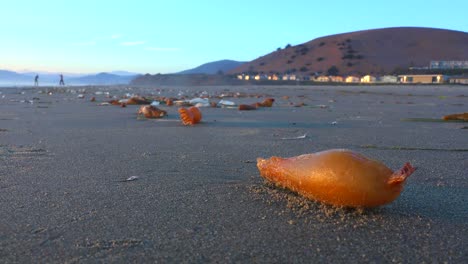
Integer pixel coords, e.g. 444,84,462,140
0,85,467,263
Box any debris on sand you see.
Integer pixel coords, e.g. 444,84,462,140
442,112,468,121
123,176,139,182
238,104,257,111
294,102,305,107
165,98,174,106
108,100,121,106
257,149,416,208
218,100,236,107
188,98,210,107
137,105,167,118
238,98,276,110
179,106,202,125
257,98,275,107
126,96,151,105
281,134,307,140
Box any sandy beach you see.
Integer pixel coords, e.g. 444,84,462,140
0,84,467,263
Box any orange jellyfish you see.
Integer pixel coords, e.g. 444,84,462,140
137,105,167,118
442,112,468,121
257,149,416,208
178,106,202,125
238,104,257,110
165,98,174,106
258,98,275,107
109,100,120,106
127,96,150,105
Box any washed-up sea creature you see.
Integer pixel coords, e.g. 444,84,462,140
165,98,174,106
238,104,257,110
442,112,468,121
108,100,120,106
257,98,275,107
137,105,167,118
178,106,202,125
257,149,416,208
127,96,151,105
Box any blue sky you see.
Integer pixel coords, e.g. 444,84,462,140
1,0,467,74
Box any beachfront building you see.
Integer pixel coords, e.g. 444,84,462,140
378,75,398,83
345,76,360,83
282,74,297,81
268,74,280,81
398,74,444,84
253,74,268,81
360,75,377,83
316,76,330,82
329,76,344,82
448,76,468,84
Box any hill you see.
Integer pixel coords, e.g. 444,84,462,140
0,70,32,84
177,60,245,74
131,73,243,86
67,72,138,85
229,27,468,76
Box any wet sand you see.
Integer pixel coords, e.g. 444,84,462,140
0,85,467,262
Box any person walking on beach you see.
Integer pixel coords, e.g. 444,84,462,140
34,75,39,86
59,74,65,86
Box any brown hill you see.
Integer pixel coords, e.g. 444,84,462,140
229,27,468,76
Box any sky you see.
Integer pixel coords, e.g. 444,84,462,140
1,0,467,74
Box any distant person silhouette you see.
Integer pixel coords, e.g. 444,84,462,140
34,75,39,86
59,74,65,86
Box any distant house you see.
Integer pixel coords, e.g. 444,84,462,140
448,76,468,84
360,75,377,83
398,74,444,84
329,76,344,82
345,76,360,83
254,74,268,81
282,74,296,81
268,74,280,81
316,76,330,82
378,75,398,83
